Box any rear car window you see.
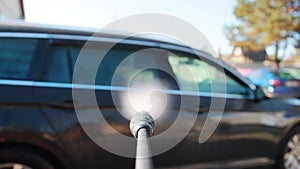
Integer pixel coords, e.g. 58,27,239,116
0,38,38,80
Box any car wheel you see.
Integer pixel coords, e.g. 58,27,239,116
0,147,55,169
279,127,300,169
0,163,32,169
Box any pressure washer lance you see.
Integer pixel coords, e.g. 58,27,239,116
129,111,155,169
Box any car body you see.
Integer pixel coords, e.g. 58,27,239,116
239,68,300,98
0,22,300,169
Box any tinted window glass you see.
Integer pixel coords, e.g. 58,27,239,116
42,46,71,83
168,54,248,95
96,48,159,86
0,38,37,79
43,43,162,86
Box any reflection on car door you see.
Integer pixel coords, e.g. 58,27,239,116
167,52,233,167
167,51,279,167
219,98,283,167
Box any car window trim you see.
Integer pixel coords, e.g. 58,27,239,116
0,79,252,100
0,32,49,39
49,34,161,47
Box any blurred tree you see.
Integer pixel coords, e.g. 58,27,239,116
225,0,300,69
284,50,300,65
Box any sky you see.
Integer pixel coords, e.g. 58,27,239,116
23,0,237,55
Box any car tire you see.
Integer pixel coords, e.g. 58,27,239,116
278,126,300,169
0,147,55,169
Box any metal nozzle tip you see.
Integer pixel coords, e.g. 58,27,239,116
129,111,155,138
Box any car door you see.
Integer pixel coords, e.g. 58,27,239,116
33,37,184,169
167,50,279,168
32,39,133,169
165,51,244,168
0,36,55,136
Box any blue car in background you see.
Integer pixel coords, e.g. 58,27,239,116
245,68,300,98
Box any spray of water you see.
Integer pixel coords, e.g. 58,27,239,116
121,81,168,120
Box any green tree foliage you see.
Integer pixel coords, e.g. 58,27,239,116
225,0,300,68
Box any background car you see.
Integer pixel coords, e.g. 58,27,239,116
0,22,300,169
239,68,300,98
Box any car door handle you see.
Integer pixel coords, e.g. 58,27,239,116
62,100,75,108
219,121,232,131
50,100,74,109
63,100,74,104
197,107,209,113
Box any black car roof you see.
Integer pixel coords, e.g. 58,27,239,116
0,21,184,46
0,21,136,39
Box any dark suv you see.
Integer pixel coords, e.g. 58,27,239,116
0,22,300,169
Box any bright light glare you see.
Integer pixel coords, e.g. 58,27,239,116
121,82,168,120
268,86,274,93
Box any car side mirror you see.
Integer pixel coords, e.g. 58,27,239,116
253,86,272,101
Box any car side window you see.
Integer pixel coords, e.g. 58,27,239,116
42,45,71,83
42,42,163,87
0,38,38,80
168,54,249,95
96,47,159,86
